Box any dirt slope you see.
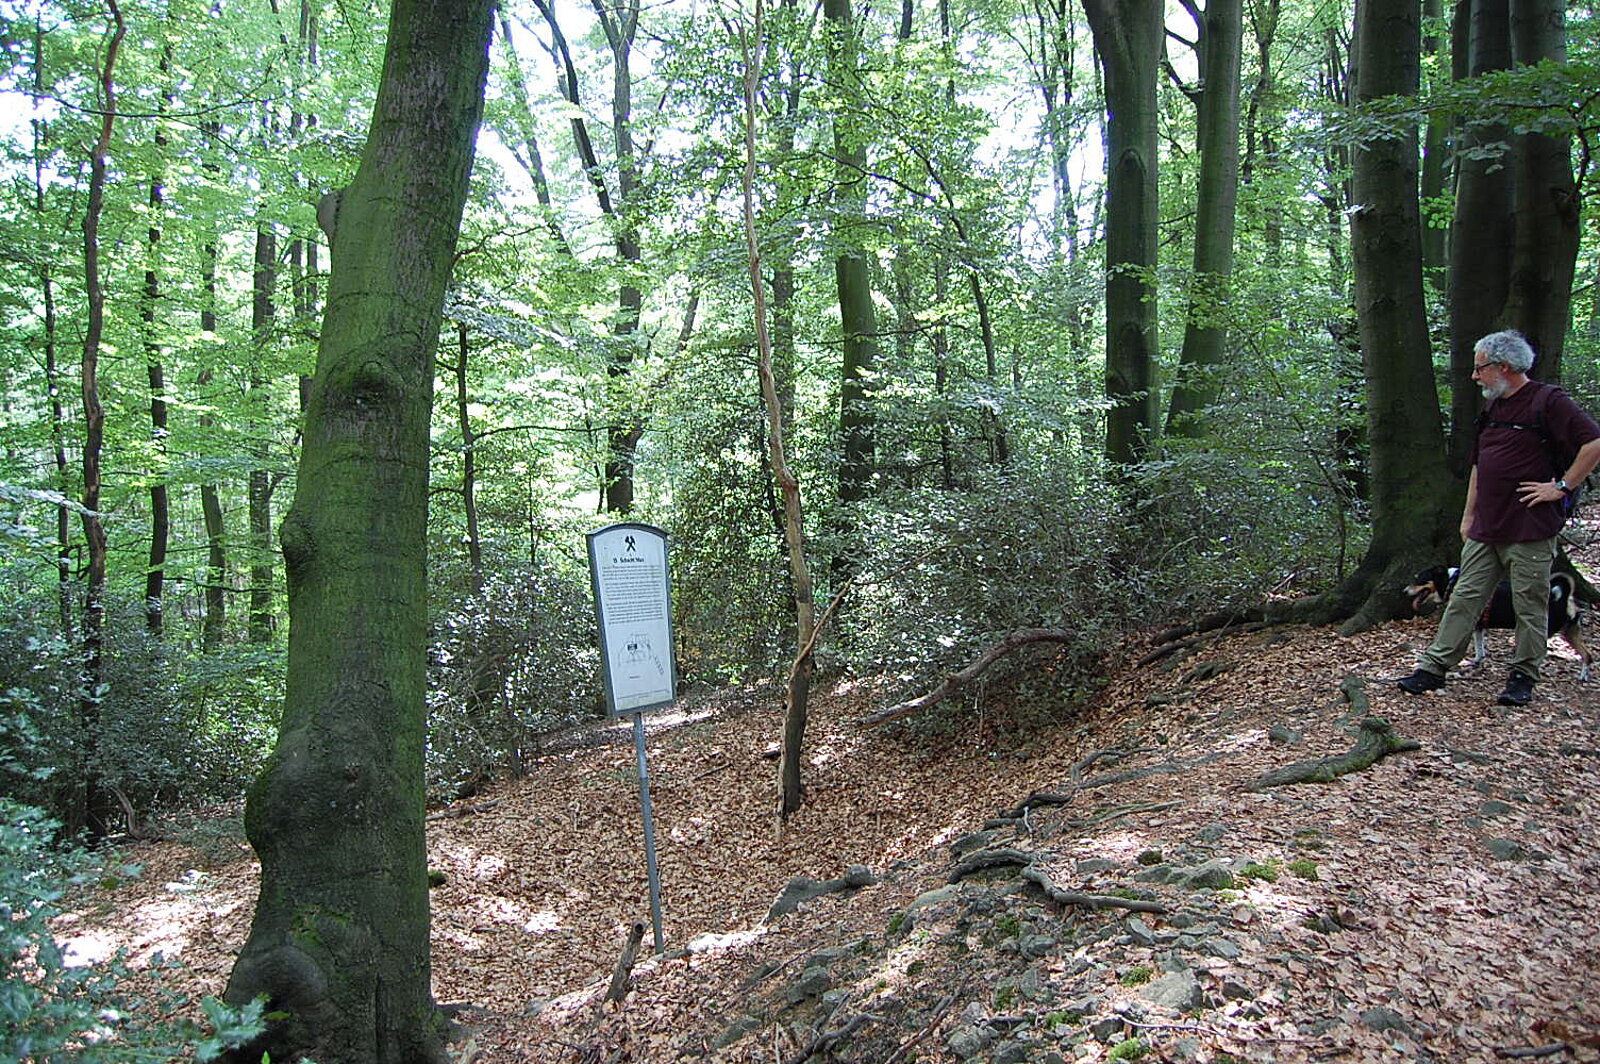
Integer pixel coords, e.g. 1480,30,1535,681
59,616,1600,1063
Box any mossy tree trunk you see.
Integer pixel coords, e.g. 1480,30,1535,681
220,4,495,1063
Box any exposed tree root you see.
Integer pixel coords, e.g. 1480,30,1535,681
946,846,1167,914
766,865,878,921
1248,712,1420,791
427,799,501,821
859,628,1077,726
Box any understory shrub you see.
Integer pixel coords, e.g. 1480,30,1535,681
427,556,602,789
0,552,281,833
838,440,1358,730
0,798,265,1061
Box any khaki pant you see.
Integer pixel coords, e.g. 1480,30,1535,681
1418,537,1556,680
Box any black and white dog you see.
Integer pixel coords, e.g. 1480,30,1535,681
1405,565,1591,680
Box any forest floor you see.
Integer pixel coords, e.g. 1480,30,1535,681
58,587,1600,1062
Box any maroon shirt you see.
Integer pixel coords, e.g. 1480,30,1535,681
1470,381,1600,543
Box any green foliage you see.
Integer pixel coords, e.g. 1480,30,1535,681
426,554,603,787
1287,857,1320,881
1238,860,1280,883
0,798,266,1061
1119,966,1155,988
1108,1037,1149,1060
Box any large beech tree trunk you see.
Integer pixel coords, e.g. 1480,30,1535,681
1083,0,1161,465
1165,0,1243,438
1333,0,1456,632
221,4,495,1062
1505,0,1578,380
825,0,879,520
1446,0,1511,477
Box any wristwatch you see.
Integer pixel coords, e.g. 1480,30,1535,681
1557,479,1573,495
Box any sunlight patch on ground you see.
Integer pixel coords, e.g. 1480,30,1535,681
642,705,718,731
1073,829,1153,863
684,927,766,954
54,871,244,968
1222,727,1269,751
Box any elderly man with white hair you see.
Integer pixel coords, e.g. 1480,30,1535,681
1398,329,1600,705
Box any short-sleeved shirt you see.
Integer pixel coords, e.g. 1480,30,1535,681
1470,381,1600,543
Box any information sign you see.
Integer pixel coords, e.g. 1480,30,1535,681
586,523,677,715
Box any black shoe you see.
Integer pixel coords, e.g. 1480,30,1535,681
1397,669,1446,694
1497,670,1535,706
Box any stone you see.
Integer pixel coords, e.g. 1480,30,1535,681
1182,860,1236,890
1483,838,1527,862
947,1024,996,1059
1133,864,1179,884
1090,1015,1125,1042
712,1014,764,1049
1139,969,1204,1012
994,1037,1041,1063
1221,978,1254,1001
1199,937,1242,960
1076,857,1117,874
1124,917,1157,946
1021,934,1058,959
1360,1006,1415,1037
783,966,831,1005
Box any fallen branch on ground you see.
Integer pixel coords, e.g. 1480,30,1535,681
859,628,1077,726
1495,1045,1568,1060
1137,619,1269,667
766,865,878,922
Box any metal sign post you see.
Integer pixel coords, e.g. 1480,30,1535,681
586,522,675,954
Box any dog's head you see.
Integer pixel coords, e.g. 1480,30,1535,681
1404,565,1456,614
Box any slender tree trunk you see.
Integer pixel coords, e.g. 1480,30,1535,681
31,19,72,640
825,0,879,517
738,2,816,822
198,118,229,651
74,0,125,842
1083,0,1161,465
1336,0,1455,631
142,40,173,635
249,223,278,643
220,3,495,1062
1166,0,1244,438
591,0,646,514
1241,0,1283,262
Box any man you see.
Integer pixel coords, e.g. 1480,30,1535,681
1399,330,1600,705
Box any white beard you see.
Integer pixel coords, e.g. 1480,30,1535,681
1481,379,1510,400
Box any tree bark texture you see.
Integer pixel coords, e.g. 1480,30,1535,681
1447,0,1511,478
1083,0,1161,465
221,4,495,1062
825,0,879,511
1340,0,1455,632
1165,0,1244,438
1505,0,1577,380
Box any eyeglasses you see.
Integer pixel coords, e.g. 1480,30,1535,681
1471,359,1502,375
